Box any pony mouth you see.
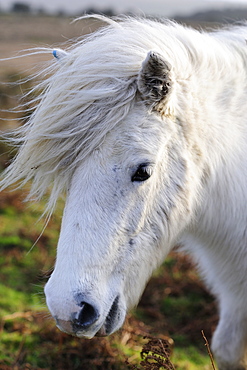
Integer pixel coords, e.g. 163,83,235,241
95,296,120,337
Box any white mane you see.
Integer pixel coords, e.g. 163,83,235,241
1,16,247,212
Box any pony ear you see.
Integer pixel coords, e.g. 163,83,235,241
137,51,172,107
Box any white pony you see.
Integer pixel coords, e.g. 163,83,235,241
2,15,247,370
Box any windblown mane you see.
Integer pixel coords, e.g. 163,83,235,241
1,16,247,213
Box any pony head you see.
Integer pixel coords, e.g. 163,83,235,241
1,17,204,338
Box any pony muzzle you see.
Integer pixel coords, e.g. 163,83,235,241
53,296,122,338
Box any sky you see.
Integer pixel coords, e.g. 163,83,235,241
1,0,247,17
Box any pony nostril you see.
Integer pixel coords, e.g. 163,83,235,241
74,302,99,330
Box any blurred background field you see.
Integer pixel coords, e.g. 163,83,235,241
0,5,237,369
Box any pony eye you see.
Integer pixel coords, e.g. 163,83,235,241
131,164,152,182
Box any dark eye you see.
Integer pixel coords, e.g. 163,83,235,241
131,163,152,182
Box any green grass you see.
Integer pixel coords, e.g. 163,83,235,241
173,346,214,370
